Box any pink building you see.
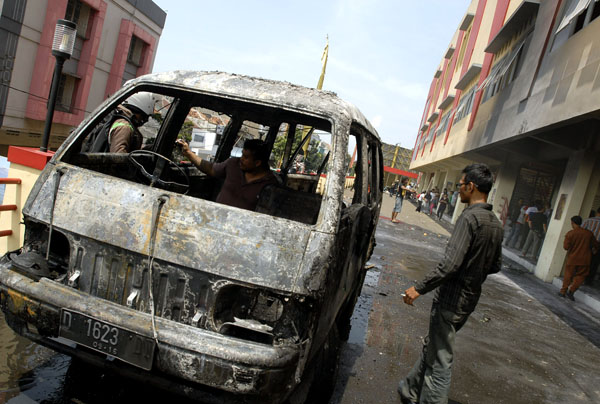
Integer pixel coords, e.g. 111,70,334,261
0,0,166,154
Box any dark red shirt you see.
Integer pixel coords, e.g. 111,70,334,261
213,157,278,211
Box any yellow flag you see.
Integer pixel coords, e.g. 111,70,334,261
317,37,329,90
302,37,329,157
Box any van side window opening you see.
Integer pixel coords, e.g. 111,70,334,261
367,139,382,207
345,131,365,206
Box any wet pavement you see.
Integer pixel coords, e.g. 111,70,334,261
2,194,600,403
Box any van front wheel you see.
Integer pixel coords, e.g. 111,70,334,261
287,325,341,404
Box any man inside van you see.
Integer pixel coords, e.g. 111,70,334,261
176,138,278,211
398,163,503,404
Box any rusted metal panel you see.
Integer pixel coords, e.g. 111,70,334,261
26,164,313,294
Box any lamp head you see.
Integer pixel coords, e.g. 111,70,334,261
51,19,77,59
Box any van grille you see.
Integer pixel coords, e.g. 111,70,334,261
72,238,211,326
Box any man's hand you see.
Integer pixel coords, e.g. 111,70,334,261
175,139,192,157
403,286,420,306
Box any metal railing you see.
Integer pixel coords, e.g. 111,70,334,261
0,178,22,237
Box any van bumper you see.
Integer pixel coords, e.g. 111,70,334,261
0,266,300,401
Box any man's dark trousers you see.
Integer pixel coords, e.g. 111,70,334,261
398,303,469,404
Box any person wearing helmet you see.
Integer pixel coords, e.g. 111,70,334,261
109,92,155,153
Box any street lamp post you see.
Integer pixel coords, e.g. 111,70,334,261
40,19,77,152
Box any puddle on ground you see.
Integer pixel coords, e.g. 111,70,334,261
347,267,380,345
0,312,69,403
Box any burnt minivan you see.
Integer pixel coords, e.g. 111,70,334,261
0,71,382,403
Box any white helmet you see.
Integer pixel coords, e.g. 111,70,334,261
123,92,156,117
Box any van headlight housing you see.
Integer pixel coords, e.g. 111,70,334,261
212,284,309,345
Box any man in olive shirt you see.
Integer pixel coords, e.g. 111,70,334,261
398,163,503,404
176,138,277,211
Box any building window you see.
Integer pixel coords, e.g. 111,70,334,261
426,112,450,145
456,24,472,73
59,0,92,114
479,35,528,102
56,74,79,113
440,60,450,93
454,87,475,123
572,0,600,33
127,36,145,66
552,0,600,50
419,99,431,130
65,0,92,39
122,35,148,85
432,112,451,143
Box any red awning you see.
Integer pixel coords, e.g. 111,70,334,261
384,166,419,179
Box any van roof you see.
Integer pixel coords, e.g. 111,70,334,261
128,70,380,141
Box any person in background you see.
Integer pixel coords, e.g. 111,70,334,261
416,190,426,213
504,198,524,247
391,178,415,223
560,216,600,300
424,190,432,215
515,200,536,250
437,191,449,220
521,202,547,260
429,189,439,215
582,209,600,286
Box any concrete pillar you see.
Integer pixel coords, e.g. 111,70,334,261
446,169,461,189
438,170,447,190
535,151,598,282
488,162,520,224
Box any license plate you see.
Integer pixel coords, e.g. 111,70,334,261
59,309,155,370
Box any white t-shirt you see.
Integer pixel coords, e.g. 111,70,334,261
525,206,538,216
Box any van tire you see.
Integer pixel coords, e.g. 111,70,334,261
336,262,368,341
287,325,341,404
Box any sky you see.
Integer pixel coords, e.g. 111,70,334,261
151,0,471,149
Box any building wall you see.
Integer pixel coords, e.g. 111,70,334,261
0,0,165,154
410,0,600,284
412,0,600,169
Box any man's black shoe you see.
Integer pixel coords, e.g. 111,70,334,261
566,290,575,301
558,292,565,298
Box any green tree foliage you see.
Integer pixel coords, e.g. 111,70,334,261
305,138,325,173
270,127,304,168
270,128,328,173
178,121,194,143
172,120,195,161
